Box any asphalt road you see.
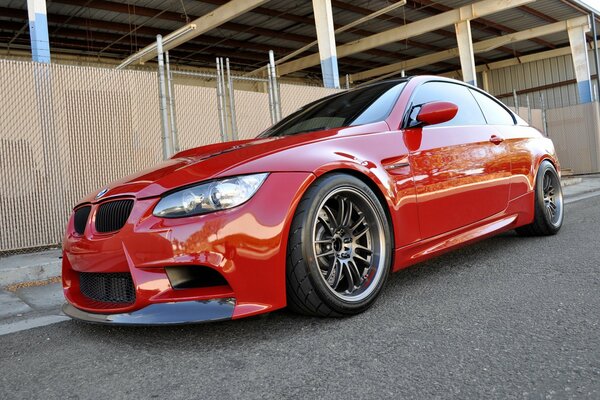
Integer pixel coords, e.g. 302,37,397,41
1,196,599,400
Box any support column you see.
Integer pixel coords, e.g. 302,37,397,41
312,0,340,88
591,14,600,102
568,23,592,103
482,69,490,92
27,0,51,63
455,19,476,86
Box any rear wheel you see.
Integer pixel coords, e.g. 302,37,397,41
516,160,563,236
286,174,392,317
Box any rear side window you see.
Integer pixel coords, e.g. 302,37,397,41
409,81,486,127
469,89,515,126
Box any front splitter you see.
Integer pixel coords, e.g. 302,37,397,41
62,298,235,325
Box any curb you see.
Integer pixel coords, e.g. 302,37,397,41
561,177,583,187
0,250,62,287
564,187,600,204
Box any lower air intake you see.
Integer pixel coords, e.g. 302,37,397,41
79,272,135,305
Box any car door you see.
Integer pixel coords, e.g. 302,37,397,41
468,88,530,199
404,81,512,239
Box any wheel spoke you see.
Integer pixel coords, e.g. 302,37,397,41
354,226,370,240
322,205,338,229
354,253,370,265
342,262,356,291
324,258,340,287
347,260,362,285
337,197,346,227
339,197,353,227
332,259,345,290
316,250,334,258
317,214,334,235
546,203,555,218
350,214,366,232
355,244,373,254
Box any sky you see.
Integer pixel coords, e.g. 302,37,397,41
576,0,600,15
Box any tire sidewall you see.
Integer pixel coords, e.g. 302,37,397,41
298,174,393,314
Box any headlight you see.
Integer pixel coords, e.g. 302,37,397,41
153,173,269,218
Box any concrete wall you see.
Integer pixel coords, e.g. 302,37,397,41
546,101,600,174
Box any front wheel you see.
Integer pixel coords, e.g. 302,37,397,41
286,174,392,317
516,160,564,236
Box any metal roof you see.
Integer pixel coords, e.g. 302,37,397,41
0,0,596,79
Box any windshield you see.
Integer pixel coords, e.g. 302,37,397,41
258,81,407,138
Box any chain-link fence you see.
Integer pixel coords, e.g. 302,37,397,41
0,59,162,255
173,82,223,148
279,83,341,118
0,58,343,256
169,62,342,144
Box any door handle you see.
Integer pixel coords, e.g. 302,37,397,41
489,135,504,145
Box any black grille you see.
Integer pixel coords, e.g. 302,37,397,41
73,206,91,235
95,200,134,233
79,272,135,304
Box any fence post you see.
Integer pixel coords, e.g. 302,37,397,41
215,57,228,142
540,93,548,137
165,51,180,153
526,94,532,124
220,57,230,140
269,50,282,122
226,58,238,140
156,35,172,159
267,63,276,125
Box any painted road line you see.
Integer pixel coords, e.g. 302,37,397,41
565,189,600,205
0,315,69,336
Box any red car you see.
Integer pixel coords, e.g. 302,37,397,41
62,76,563,324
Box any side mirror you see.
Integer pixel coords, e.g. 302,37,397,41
414,101,458,127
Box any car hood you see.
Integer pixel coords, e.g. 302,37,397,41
77,121,389,205
77,126,356,204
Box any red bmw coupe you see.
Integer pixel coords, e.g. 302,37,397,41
62,76,563,324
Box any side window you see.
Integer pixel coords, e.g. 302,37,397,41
410,81,486,127
469,89,515,126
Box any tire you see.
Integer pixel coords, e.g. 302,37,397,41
286,173,393,317
516,160,564,236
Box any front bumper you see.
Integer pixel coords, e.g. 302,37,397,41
62,172,315,324
62,299,235,325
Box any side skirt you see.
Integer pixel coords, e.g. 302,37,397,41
392,213,519,272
